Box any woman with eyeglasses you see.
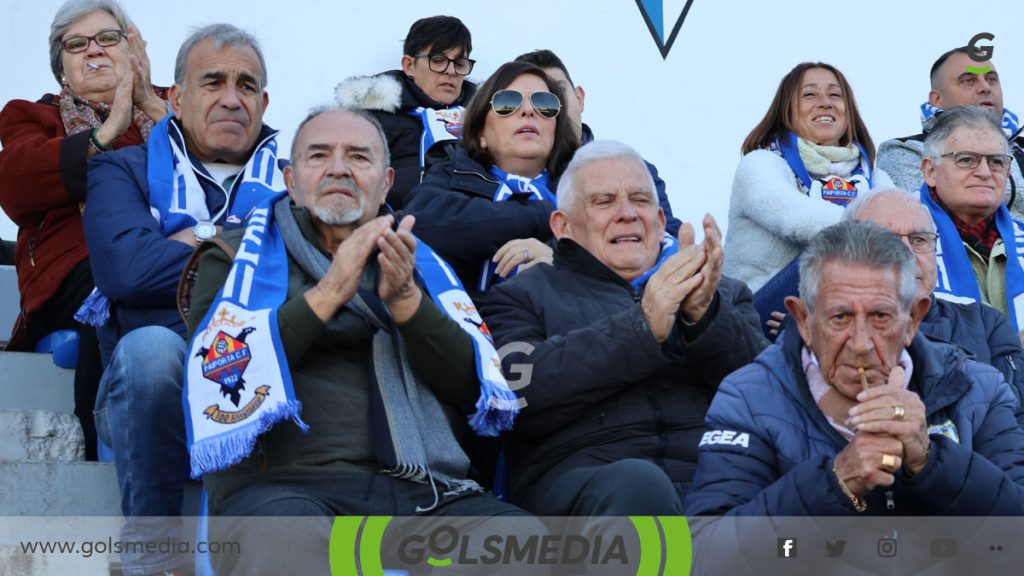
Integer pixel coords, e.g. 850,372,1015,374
0,0,165,460
404,61,580,303
722,62,894,339
335,15,477,208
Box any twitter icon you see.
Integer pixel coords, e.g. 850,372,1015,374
825,540,846,557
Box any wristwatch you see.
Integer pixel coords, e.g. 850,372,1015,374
193,220,217,244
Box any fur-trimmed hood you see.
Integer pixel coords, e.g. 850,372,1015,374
335,70,477,113
335,71,405,113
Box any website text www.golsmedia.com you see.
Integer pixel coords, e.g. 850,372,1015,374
19,537,239,558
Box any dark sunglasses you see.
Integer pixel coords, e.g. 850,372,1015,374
490,89,561,119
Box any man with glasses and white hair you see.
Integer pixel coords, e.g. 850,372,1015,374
917,105,1024,330
845,188,1024,425
684,220,1024,519
482,140,766,516
84,23,278,576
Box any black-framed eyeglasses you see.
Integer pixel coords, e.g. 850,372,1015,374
60,29,125,53
490,89,561,119
414,53,475,76
896,232,940,254
940,151,1013,174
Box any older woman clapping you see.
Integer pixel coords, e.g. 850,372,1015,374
405,61,579,301
0,0,165,459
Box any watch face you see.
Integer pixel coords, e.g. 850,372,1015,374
194,221,216,240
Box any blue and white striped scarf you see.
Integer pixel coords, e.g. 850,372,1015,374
921,102,1019,139
478,167,556,292
185,193,518,481
74,114,283,327
920,183,1024,329
408,106,465,167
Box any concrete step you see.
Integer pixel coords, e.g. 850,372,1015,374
0,265,17,344
0,460,120,516
0,351,74,413
0,410,84,461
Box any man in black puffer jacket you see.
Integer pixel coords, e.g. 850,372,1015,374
482,140,768,516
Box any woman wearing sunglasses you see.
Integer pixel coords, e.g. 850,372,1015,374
722,62,893,337
0,0,166,459
405,61,580,303
336,16,477,209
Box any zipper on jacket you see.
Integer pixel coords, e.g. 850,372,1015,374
26,218,45,267
1005,354,1021,405
885,490,895,512
452,167,500,185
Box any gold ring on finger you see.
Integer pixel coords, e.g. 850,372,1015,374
893,405,905,421
881,453,897,468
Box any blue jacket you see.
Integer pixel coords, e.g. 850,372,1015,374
84,121,277,361
923,296,1024,425
683,324,1024,517
404,140,682,302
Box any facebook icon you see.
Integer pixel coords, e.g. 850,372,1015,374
778,538,797,558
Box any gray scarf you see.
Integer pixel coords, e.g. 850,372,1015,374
274,198,480,510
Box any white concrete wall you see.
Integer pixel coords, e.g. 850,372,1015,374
1,0,1021,242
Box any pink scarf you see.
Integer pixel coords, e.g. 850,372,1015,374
57,84,154,141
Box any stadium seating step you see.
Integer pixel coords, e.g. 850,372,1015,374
0,351,75,413
0,460,120,516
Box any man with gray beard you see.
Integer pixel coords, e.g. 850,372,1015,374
183,107,532,575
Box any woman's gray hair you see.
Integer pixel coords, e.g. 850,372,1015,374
922,105,1008,162
798,220,917,313
555,140,655,212
49,0,133,84
174,24,267,89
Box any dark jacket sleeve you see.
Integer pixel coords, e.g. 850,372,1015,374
186,234,479,406
404,161,554,271
646,160,683,237
665,276,769,389
483,279,670,437
84,147,195,306
682,369,856,516
0,99,89,223
900,366,1024,515
980,303,1024,425
185,237,326,366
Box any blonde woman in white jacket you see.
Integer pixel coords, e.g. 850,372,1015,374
724,62,893,295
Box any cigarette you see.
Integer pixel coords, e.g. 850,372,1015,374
86,63,100,70
859,367,867,392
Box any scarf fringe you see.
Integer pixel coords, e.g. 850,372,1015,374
468,387,520,437
189,399,304,478
73,288,110,327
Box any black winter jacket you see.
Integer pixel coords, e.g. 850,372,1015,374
406,143,683,303
481,239,768,502
335,70,477,208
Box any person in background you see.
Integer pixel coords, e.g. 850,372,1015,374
513,48,682,236
404,61,579,303
723,62,893,336
0,0,166,460
916,105,1024,333
335,15,476,208
877,46,1024,220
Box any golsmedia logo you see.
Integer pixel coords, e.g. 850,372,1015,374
329,516,692,575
